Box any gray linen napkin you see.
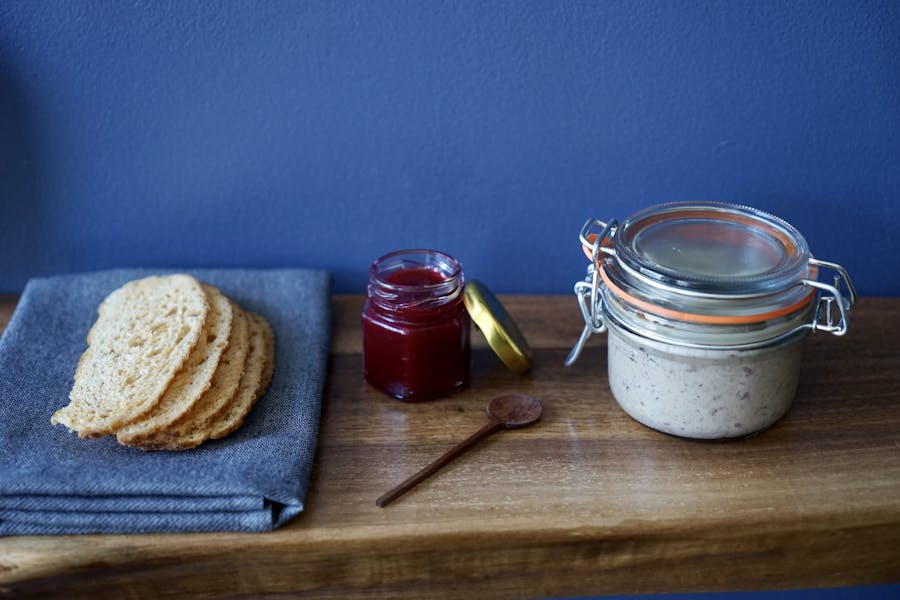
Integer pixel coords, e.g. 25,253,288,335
0,268,331,535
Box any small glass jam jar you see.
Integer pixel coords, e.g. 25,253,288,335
362,249,471,401
566,202,856,439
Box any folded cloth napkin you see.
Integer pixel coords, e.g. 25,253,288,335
0,268,331,535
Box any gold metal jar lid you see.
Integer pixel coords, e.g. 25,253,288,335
463,279,532,374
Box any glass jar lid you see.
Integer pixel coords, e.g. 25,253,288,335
567,202,856,362
581,202,821,324
614,202,811,296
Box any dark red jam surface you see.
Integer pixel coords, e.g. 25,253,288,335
362,266,470,401
382,267,446,287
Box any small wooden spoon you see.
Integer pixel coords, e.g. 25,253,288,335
376,394,543,507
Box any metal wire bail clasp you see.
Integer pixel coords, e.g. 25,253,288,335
565,218,618,366
804,258,857,336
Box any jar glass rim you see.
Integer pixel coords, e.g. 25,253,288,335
370,249,462,290
599,262,817,325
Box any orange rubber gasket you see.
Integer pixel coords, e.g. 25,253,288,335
581,233,613,261
581,234,817,325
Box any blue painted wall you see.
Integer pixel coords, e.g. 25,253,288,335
1,3,898,598
1,0,898,298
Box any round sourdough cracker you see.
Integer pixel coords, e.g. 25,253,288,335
51,274,209,438
136,303,251,451
116,285,233,446
257,314,276,395
208,312,274,440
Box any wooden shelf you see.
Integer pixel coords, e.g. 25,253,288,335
2,294,899,598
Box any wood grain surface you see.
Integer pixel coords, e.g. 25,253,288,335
1,294,899,599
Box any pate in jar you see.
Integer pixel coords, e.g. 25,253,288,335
566,202,855,439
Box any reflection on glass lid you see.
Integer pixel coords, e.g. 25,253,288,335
614,202,810,294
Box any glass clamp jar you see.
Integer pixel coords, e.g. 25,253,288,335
565,202,856,439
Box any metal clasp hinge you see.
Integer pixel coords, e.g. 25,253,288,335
803,258,857,336
565,218,618,366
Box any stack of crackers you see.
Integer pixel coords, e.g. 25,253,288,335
51,274,275,451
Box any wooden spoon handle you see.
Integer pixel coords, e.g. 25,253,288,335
376,418,503,507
